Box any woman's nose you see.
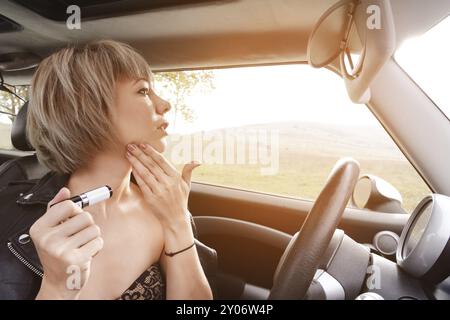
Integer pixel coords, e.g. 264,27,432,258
156,97,171,115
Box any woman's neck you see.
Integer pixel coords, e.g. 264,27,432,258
66,150,134,208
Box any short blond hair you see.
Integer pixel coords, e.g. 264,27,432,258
27,40,152,174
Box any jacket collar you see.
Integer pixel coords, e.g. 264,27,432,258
16,171,70,206
9,171,70,277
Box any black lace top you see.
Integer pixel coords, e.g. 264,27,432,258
118,263,165,300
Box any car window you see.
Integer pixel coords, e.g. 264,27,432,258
0,84,29,150
0,69,429,212
158,65,430,212
395,15,450,120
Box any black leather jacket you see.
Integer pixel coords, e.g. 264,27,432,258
0,157,218,300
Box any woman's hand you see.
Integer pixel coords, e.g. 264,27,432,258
126,143,212,299
30,187,103,300
126,143,200,243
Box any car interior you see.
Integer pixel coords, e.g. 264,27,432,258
1,0,450,300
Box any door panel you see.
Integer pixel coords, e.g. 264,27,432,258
194,216,291,289
189,182,409,290
189,182,408,243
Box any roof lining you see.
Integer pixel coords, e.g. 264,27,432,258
0,0,449,84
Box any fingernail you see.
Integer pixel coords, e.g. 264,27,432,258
126,151,132,158
139,143,147,149
127,144,136,152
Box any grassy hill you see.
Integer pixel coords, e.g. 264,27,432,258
166,121,430,212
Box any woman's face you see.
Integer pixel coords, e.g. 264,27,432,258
112,77,171,153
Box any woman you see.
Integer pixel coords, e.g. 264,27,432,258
1,40,213,300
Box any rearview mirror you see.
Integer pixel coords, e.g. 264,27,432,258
352,174,406,214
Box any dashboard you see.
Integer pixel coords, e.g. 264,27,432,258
358,193,450,300
397,194,450,284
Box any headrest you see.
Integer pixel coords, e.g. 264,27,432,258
11,101,34,151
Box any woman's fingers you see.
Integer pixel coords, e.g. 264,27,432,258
57,211,95,237
139,144,178,177
68,224,101,249
132,168,154,195
127,144,167,183
47,187,71,210
42,200,83,227
181,161,201,186
127,152,160,193
78,236,104,258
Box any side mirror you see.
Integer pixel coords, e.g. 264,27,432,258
352,174,406,214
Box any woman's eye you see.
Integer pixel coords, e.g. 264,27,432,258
139,88,149,96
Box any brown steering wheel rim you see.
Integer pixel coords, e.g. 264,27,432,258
269,158,360,300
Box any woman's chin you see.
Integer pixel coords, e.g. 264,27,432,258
151,138,167,153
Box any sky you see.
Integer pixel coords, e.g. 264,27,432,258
161,65,378,135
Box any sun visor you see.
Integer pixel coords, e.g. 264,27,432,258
307,0,396,104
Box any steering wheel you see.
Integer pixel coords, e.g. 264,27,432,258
269,158,360,299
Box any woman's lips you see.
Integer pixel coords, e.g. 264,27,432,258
158,127,168,136
157,121,169,136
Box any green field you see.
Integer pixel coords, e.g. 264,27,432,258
166,121,430,212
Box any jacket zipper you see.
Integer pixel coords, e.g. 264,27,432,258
7,242,43,278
